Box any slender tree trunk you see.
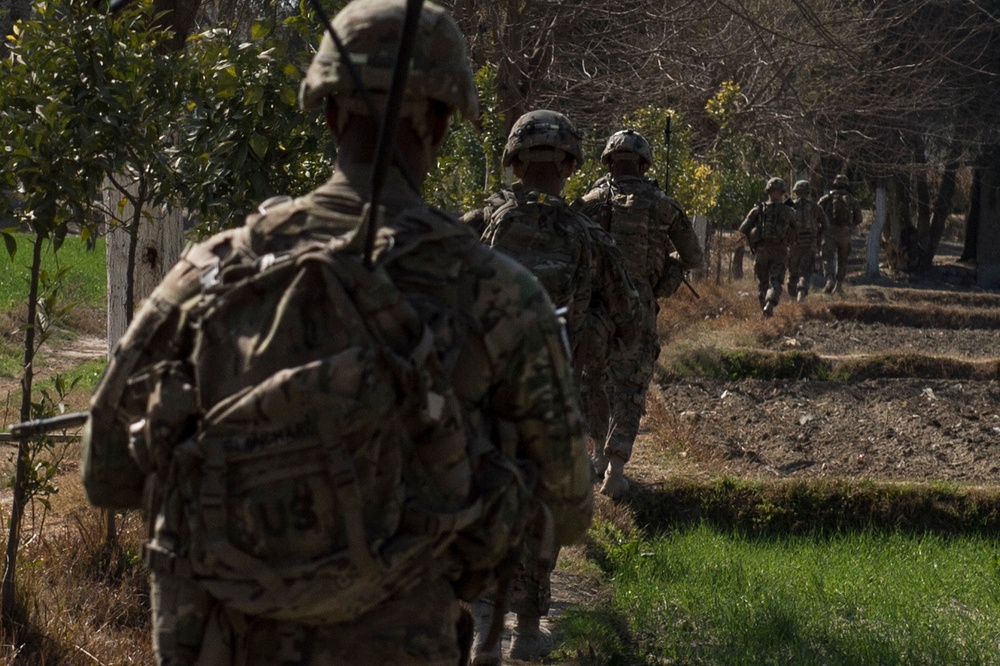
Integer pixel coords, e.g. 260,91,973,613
961,167,980,262
1,234,44,630
920,163,957,271
866,179,887,277
976,159,1000,288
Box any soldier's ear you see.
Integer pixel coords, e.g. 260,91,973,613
427,101,454,152
560,158,577,180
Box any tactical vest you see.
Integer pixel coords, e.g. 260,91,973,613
600,183,654,284
756,202,793,244
828,191,854,227
794,201,820,242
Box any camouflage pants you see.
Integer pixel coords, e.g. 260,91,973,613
151,572,462,666
822,227,853,282
506,537,559,617
786,243,817,297
753,244,788,307
574,309,615,444
605,288,659,463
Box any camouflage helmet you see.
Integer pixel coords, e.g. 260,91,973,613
299,0,478,123
601,129,653,167
765,177,786,193
833,174,850,188
502,110,584,167
792,179,811,195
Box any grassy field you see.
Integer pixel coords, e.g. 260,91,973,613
0,234,106,312
562,523,1000,665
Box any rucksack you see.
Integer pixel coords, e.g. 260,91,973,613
480,188,587,317
140,201,531,624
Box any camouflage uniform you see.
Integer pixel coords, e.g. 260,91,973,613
818,174,863,292
574,129,703,480
574,219,639,449
80,2,592,664
787,180,828,301
739,178,799,316
464,110,600,664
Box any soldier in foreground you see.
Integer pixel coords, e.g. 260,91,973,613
573,129,703,499
739,177,799,317
787,180,828,302
80,1,593,663
464,110,615,664
818,174,864,294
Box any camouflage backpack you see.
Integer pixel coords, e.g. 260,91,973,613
139,200,529,623
480,187,588,318
594,180,655,285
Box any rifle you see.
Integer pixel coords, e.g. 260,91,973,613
9,412,89,439
681,275,700,299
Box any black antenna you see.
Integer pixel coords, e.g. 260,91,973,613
363,0,424,267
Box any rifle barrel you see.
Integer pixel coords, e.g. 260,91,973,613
9,412,89,439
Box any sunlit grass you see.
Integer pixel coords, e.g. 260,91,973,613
563,523,1000,665
0,234,106,312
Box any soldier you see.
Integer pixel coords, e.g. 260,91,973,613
462,110,637,666
573,129,704,499
787,179,828,302
465,110,593,348
80,2,593,664
817,173,864,294
739,177,799,317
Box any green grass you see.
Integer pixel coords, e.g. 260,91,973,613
0,234,107,311
563,524,1000,665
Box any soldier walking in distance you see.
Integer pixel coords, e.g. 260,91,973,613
739,177,799,317
787,180,828,302
573,129,704,499
464,109,623,664
80,2,592,664
818,173,863,294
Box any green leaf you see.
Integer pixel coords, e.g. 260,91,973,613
2,233,17,260
249,133,268,159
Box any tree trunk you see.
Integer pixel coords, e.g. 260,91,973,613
975,159,1000,288
919,163,957,271
866,178,887,277
1,234,44,630
961,166,980,262
103,180,184,550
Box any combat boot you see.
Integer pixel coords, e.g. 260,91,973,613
510,613,554,661
471,599,501,666
762,301,774,317
591,446,610,480
599,454,629,499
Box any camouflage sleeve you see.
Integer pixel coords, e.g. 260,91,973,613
460,207,490,238
569,221,594,342
663,200,704,270
569,189,602,222
587,222,639,331
82,231,242,508
476,252,593,546
738,206,758,238
82,253,202,508
784,206,800,244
